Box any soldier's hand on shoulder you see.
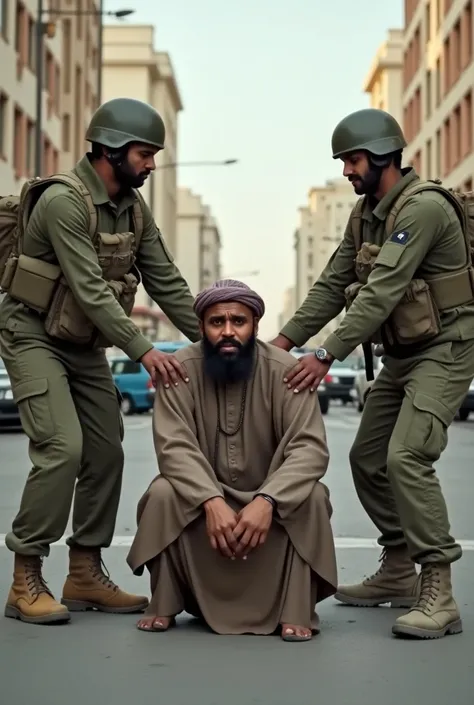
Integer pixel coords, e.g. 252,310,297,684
140,349,189,389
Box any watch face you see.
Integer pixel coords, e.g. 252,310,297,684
315,348,327,361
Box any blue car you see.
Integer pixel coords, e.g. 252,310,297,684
109,340,190,415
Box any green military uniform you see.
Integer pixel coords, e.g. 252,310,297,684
279,108,474,639
0,97,201,625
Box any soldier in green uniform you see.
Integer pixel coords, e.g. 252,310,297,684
0,97,202,625
272,108,474,639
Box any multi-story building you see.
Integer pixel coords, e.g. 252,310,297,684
402,0,474,189
176,187,222,300
277,287,296,335
102,23,184,338
0,0,99,194
363,28,404,124
293,178,358,347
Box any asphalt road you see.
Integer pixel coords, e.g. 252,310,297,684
0,402,473,705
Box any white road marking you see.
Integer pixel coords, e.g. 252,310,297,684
1,535,473,550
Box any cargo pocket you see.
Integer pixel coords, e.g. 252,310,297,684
13,378,54,444
405,392,454,462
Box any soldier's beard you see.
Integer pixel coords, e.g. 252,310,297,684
107,150,151,189
350,166,382,196
202,333,256,385
115,159,151,189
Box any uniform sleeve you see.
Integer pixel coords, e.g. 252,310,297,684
259,379,329,520
44,192,153,361
323,195,448,360
152,378,224,507
136,201,201,343
279,220,357,347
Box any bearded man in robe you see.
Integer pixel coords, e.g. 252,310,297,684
127,279,338,642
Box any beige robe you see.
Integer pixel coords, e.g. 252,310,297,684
127,340,338,635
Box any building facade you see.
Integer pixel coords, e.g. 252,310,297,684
0,0,99,194
102,23,184,339
277,286,296,336
363,28,404,124
176,187,222,300
402,0,474,189
293,178,358,347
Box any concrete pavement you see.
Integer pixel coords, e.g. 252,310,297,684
0,404,473,705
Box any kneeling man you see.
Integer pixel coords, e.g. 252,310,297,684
127,279,337,642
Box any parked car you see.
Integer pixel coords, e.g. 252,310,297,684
112,340,190,415
291,348,329,414
457,377,474,421
324,355,362,405
351,354,383,412
0,360,22,430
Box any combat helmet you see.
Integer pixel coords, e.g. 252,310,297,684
85,97,165,150
331,109,406,159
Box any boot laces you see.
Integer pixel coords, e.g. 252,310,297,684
88,551,118,592
413,565,440,612
366,548,388,581
25,558,53,598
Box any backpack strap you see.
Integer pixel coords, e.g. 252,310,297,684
131,190,145,249
19,171,98,241
350,197,365,251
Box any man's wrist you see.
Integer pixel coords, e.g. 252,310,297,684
255,493,277,510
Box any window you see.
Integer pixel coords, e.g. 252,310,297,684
0,93,7,157
425,1,431,41
306,276,313,291
1,0,9,41
62,20,71,93
13,106,23,176
307,253,313,268
426,138,432,179
26,119,34,175
425,69,432,118
110,360,142,375
435,57,441,106
27,16,35,72
62,113,70,152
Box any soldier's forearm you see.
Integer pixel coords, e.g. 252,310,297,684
280,284,346,348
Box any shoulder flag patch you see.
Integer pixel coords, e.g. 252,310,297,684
390,230,410,245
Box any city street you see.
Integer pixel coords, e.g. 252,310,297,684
0,402,473,705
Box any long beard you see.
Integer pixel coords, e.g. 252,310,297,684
202,334,256,385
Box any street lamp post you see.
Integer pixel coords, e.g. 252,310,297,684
34,2,134,177
155,159,239,170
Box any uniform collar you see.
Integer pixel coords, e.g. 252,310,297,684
362,167,419,223
73,154,138,211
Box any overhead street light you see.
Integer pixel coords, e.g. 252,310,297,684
155,159,239,170
35,1,135,177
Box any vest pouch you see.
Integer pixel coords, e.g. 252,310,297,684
0,255,19,291
97,232,135,281
386,278,441,345
93,275,139,349
44,277,96,345
344,282,363,311
9,254,61,312
355,243,382,285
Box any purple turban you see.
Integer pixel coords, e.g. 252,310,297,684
193,279,265,320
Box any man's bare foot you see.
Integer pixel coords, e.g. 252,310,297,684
281,623,312,642
136,615,176,632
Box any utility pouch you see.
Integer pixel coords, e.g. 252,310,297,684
386,278,441,345
8,254,61,312
44,277,96,344
0,255,19,291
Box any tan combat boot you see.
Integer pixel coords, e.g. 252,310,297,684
4,554,71,625
61,547,149,613
392,563,462,639
334,546,420,607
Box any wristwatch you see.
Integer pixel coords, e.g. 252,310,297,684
314,347,329,362
256,493,277,510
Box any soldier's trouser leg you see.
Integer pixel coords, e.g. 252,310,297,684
385,340,474,565
67,350,124,548
0,331,84,556
349,364,405,547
